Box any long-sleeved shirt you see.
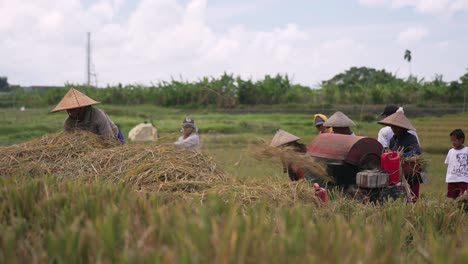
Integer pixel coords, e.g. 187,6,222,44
64,106,119,141
378,126,420,148
174,133,200,150
389,131,421,157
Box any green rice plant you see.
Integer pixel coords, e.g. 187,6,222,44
1,106,468,262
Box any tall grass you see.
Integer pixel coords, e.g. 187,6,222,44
0,176,466,263
1,106,468,262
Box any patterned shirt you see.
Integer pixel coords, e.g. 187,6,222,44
444,146,468,183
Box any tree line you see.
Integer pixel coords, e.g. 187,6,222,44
1,67,468,108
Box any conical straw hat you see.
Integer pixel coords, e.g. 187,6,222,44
51,88,100,112
323,111,355,127
270,129,300,147
378,111,415,130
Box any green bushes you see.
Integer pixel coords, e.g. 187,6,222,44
3,68,468,108
2,73,319,108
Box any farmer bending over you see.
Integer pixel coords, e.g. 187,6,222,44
270,129,306,181
51,88,124,143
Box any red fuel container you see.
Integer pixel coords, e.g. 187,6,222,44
381,152,400,185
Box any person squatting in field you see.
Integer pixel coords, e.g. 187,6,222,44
444,129,468,199
51,88,124,143
378,104,419,148
174,117,200,150
322,111,356,136
378,111,422,202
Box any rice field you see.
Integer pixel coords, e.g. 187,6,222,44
0,105,467,263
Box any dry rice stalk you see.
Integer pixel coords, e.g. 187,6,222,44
401,178,413,203
455,191,468,202
395,149,428,202
394,148,428,174
0,131,118,177
250,144,334,183
207,178,318,206
1,132,325,207
401,154,429,175
0,131,225,192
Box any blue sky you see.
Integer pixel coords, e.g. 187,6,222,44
1,0,467,86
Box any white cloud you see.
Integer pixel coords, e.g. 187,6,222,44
435,40,451,49
359,0,468,15
359,0,389,6
0,0,466,87
397,26,429,45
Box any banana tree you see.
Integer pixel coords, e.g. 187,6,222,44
404,49,412,77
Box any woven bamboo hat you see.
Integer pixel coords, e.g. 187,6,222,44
270,129,300,147
378,111,415,130
51,88,100,113
323,111,355,127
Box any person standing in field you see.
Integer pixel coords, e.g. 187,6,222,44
378,111,422,202
51,88,124,143
313,114,332,134
174,117,200,150
378,104,419,148
444,129,468,199
323,111,356,135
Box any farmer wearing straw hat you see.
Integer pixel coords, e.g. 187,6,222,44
378,111,422,201
313,114,332,134
51,88,124,143
174,117,200,150
270,129,307,181
271,129,329,203
322,111,356,136
378,104,419,148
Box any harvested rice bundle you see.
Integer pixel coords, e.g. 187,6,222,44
0,132,225,193
5,131,116,157
401,154,428,176
81,144,225,189
0,131,118,176
252,144,334,183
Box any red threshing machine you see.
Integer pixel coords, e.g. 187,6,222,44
306,133,403,202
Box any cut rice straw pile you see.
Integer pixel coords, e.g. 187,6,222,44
0,131,319,205
0,131,225,192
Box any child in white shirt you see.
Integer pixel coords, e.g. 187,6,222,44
444,129,468,199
